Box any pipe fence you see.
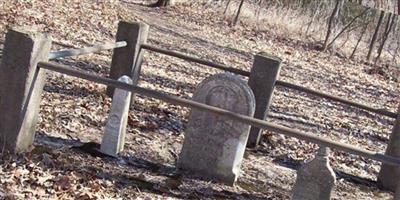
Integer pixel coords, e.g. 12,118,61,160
48,41,127,60
140,44,397,119
1,21,399,192
39,35,397,119
37,61,400,167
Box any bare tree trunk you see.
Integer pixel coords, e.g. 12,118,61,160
327,8,370,48
375,13,396,64
151,0,174,7
233,0,245,26
151,0,186,7
351,19,370,59
367,10,385,61
323,0,344,51
392,37,400,63
255,0,263,21
398,0,400,14
224,0,232,14
392,20,400,62
304,0,324,36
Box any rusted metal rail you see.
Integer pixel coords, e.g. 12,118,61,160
275,80,397,118
48,41,127,60
141,44,251,76
141,44,397,119
38,61,400,166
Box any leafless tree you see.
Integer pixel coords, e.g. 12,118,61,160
254,0,264,20
327,7,370,49
367,10,385,61
351,17,371,59
151,0,171,7
233,0,245,26
224,0,232,14
375,13,397,64
323,0,345,51
304,0,325,36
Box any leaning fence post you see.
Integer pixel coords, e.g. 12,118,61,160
106,21,149,97
378,106,400,191
0,27,52,153
246,53,282,148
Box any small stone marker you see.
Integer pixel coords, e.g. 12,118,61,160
101,76,132,157
178,73,255,185
291,147,336,200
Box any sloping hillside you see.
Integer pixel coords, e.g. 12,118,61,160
0,0,399,199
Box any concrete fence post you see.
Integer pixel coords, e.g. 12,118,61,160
378,106,400,191
106,21,149,97
0,27,52,153
394,180,400,200
246,53,282,148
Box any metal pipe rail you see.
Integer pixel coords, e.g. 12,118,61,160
141,44,251,77
275,80,398,118
48,41,127,60
141,43,397,119
38,61,400,167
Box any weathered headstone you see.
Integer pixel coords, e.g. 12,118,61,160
101,76,133,157
0,27,51,153
378,105,400,191
291,147,336,200
178,73,255,185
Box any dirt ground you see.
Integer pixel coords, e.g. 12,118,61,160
0,0,399,199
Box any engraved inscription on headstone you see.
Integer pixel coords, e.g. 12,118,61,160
178,73,255,185
291,147,336,200
101,76,132,157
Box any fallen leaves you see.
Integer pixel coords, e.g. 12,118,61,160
0,0,398,199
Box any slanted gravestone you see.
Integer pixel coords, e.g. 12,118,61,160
292,147,336,200
178,73,255,185
101,76,132,157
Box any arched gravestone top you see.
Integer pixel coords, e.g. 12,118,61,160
178,73,255,185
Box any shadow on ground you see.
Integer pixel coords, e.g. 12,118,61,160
34,133,271,199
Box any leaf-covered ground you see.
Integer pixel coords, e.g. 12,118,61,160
0,0,399,199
